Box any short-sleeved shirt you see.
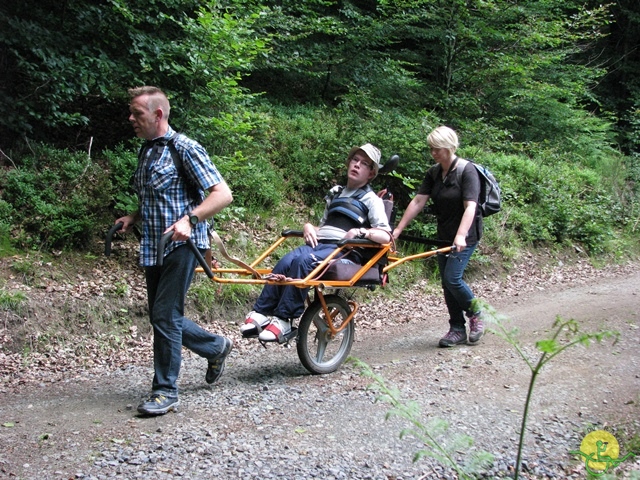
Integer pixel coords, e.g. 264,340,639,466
417,159,482,243
133,127,224,266
317,185,391,241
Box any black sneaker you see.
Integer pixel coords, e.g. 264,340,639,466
468,313,485,344
137,393,179,416
438,329,468,347
206,337,233,384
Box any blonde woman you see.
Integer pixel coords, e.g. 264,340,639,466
393,126,484,347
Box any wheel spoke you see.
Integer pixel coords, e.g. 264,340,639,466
296,295,355,374
315,336,328,361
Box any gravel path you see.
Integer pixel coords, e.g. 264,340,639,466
1,262,640,479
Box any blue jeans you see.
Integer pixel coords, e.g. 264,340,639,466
437,243,477,331
144,244,226,398
253,243,338,319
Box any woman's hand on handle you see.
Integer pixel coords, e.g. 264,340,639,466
453,233,467,252
393,193,429,240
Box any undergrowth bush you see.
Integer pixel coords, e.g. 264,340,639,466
1,144,113,250
1,106,638,259
101,145,139,217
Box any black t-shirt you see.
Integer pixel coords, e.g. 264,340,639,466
417,159,483,243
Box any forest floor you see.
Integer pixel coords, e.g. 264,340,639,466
0,243,639,479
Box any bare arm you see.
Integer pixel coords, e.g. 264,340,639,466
453,200,477,251
343,227,392,243
168,180,233,241
392,193,429,239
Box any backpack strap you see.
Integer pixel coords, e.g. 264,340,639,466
454,158,469,183
167,135,202,203
139,133,201,202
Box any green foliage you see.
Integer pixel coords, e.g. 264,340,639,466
215,150,285,210
0,0,269,151
0,144,113,250
0,286,27,311
0,0,638,258
0,215,16,257
267,106,345,199
350,357,494,478
101,145,139,216
190,275,260,310
492,152,626,253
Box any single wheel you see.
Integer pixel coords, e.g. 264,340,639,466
296,294,355,374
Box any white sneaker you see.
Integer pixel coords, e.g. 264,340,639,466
240,311,269,335
258,317,291,342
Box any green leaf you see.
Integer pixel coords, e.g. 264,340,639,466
536,339,558,353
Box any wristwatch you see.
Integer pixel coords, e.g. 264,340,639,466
189,214,199,227
357,228,367,239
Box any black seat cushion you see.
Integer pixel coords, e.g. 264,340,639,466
320,261,381,284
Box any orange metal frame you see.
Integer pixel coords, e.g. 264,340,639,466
195,232,452,339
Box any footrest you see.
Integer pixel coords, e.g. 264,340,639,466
258,327,298,347
282,327,298,343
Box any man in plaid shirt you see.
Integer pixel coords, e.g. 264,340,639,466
116,86,233,416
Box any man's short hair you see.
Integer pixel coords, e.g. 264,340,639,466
128,86,171,119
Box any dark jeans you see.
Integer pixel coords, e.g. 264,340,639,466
253,243,337,319
437,243,477,331
144,244,226,398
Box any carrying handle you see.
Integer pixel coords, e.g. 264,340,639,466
156,232,215,279
105,222,124,257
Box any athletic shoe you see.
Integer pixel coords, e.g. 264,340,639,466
468,313,485,344
137,394,179,416
240,311,269,335
205,337,233,384
438,329,468,347
258,317,291,343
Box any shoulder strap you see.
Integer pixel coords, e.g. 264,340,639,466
167,134,201,202
454,158,470,182
353,184,373,199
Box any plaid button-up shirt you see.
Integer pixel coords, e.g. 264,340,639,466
133,127,223,266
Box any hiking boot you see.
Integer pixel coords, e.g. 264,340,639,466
438,329,467,348
206,337,233,384
468,313,485,344
137,393,179,416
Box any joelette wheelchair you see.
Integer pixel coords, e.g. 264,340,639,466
105,156,452,375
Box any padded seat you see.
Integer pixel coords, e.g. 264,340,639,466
320,261,381,284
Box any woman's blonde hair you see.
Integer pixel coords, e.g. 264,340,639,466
427,126,459,153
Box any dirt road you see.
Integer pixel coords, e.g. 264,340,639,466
1,267,639,479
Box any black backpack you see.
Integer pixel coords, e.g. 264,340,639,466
453,158,501,217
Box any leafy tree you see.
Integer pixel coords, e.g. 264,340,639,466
0,0,268,152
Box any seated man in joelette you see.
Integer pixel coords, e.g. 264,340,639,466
240,144,392,342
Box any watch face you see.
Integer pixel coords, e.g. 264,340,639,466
190,215,198,225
